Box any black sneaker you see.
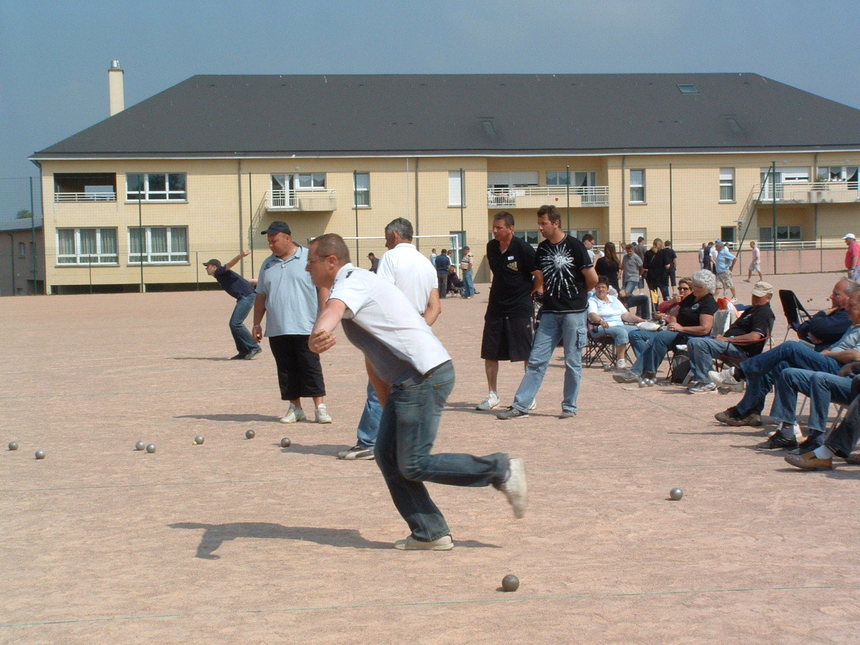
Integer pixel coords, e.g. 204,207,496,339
756,434,798,450
244,347,262,360
496,407,529,420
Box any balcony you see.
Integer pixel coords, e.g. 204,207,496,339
754,181,859,204
487,186,609,209
54,192,117,203
266,189,337,212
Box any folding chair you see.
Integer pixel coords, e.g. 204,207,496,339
583,322,624,368
712,317,775,393
778,289,813,343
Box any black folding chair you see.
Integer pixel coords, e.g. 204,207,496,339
778,289,813,343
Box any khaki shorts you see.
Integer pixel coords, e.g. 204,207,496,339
716,271,734,290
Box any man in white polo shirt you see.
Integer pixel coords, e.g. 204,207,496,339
338,217,440,461
253,221,332,424
306,233,526,551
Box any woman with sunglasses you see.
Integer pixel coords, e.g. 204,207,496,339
613,270,717,386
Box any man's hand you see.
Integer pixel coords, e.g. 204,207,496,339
309,328,336,354
241,249,250,257
252,324,263,341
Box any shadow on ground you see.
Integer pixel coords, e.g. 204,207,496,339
176,413,278,423
169,522,499,558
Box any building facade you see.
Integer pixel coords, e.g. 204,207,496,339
31,73,860,293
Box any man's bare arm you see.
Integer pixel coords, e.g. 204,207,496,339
423,288,441,326
308,298,347,353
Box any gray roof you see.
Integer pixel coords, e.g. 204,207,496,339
32,73,860,160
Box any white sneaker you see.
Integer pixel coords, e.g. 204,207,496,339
528,398,537,411
476,391,500,410
315,404,332,424
708,368,744,393
616,358,627,369
499,458,528,518
279,403,306,424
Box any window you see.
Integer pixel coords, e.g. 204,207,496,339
129,227,188,264
126,173,187,201
547,171,596,187
353,172,370,207
719,168,735,202
18,242,26,258
574,229,598,242
629,169,645,203
817,166,858,188
720,226,736,244
57,228,118,264
54,173,117,202
448,171,465,207
677,84,700,94
297,173,326,189
759,226,801,243
513,230,540,247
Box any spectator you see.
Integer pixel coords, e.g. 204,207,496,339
745,241,762,282
685,281,775,393
796,278,852,350
367,252,379,273
644,238,671,302
595,242,621,292
587,276,646,370
844,233,860,281
434,248,451,297
614,269,718,386
459,245,475,298
664,240,678,293
712,281,860,428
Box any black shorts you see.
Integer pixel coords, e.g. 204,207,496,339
481,314,534,362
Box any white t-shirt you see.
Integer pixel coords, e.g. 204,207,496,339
587,294,628,327
377,242,438,314
330,263,450,384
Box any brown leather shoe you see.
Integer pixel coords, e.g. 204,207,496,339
844,452,860,465
784,452,833,471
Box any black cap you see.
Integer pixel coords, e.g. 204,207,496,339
261,221,291,235
202,258,221,267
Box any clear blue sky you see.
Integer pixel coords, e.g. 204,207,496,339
2,0,859,220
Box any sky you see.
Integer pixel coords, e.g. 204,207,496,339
2,0,860,223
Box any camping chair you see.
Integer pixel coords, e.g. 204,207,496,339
583,321,630,369
779,289,813,343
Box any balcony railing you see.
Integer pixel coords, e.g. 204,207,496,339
266,189,337,211
487,185,609,208
54,192,117,203
754,181,859,204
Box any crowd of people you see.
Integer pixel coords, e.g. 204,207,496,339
201,211,860,549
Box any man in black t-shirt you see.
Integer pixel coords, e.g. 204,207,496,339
497,205,598,420
476,212,543,411
204,251,262,360
685,281,776,393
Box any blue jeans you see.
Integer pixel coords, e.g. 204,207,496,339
628,328,684,376
356,381,382,449
590,324,637,347
686,337,748,383
770,369,854,432
462,269,475,298
375,361,509,541
623,280,639,296
512,311,587,414
735,341,841,416
230,293,260,355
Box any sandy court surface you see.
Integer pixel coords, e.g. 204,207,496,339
2,271,859,644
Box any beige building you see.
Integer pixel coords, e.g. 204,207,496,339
0,221,44,296
31,71,860,293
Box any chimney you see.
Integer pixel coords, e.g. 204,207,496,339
108,60,125,116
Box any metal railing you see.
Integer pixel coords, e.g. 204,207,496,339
486,185,609,207
54,192,117,203
753,181,859,203
267,189,338,210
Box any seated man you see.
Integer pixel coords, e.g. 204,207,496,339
685,281,775,393
614,269,718,386
796,278,852,350
446,264,464,295
785,373,860,470
713,281,860,427
761,362,859,450
587,277,646,370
